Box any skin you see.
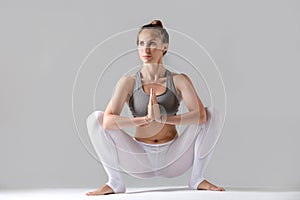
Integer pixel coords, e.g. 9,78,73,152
86,28,225,196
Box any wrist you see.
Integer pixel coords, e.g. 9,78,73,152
153,104,161,122
159,114,167,124
144,116,153,123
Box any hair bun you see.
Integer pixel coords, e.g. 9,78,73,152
151,20,163,28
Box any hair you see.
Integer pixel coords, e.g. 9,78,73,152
136,20,169,55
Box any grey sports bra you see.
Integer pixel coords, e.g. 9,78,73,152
128,69,180,117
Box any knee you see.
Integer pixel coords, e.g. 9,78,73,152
86,111,105,130
205,106,222,127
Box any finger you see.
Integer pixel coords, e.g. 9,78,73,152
153,103,160,121
152,89,158,104
148,88,153,105
152,88,155,104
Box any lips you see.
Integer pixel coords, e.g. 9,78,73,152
142,55,152,59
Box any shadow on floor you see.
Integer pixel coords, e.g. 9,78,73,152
126,187,193,194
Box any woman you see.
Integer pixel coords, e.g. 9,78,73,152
86,20,225,195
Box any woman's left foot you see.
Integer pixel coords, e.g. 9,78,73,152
85,184,114,195
197,180,225,191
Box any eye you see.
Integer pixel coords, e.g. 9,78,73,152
139,41,145,46
149,42,156,47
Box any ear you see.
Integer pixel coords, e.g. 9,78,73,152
162,43,168,52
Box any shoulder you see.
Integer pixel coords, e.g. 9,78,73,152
117,73,135,85
114,73,136,94
171,72,193,87
169,71,190,80
169,72,195,99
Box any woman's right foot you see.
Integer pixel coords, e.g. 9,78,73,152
197,180,225,191
86,184,114,195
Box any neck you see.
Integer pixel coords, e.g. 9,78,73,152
141,63,166,81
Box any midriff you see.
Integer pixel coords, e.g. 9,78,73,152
134,122,178,144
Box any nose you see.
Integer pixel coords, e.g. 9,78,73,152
140,45,151,54
145,46,151,53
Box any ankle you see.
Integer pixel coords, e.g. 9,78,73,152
189,178,205,190
106,180,126,193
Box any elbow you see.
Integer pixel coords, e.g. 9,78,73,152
199,109,207,124
102,122,110,131
102,114,119,130
199,116,207,124
103,121,114,131
102,115,112,130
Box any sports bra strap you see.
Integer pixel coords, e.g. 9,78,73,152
166,70,180,100
133,69,179,100
133,71,142,91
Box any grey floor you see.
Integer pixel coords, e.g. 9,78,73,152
1,186,300,200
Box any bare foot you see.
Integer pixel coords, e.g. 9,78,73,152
86,184,114,196
197,180,225,191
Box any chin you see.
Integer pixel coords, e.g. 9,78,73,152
144,61,157,65
142,59,152,63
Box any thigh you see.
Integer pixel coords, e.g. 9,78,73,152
156,140,195,177
88,111,155,175
155,124,204,177
165,124,203,163
106,129,156,175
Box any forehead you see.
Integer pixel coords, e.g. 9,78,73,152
138,29,161,41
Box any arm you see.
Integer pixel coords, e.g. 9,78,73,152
102,76,152,130
164,73,207,125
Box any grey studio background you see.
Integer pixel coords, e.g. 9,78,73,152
1,0,300,189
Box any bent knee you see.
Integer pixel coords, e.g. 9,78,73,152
86,111,105,128
205,106,222,125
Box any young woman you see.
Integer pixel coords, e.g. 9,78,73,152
86,20,225,195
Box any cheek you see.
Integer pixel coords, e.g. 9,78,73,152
138,48,143,54
152,48,163,55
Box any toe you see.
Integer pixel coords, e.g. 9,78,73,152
217,187,225,191
86,191,97,196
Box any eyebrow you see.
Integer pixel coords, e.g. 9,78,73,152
139,39,156,42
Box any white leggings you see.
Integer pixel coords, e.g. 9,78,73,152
86,106,222,193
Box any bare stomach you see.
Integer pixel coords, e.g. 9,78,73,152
134,122,178,144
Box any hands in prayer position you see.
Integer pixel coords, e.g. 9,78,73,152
145,88,165,124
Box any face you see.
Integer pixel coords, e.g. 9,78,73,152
137,29,168,64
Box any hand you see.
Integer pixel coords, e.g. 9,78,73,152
151,88,161,122
145,88,164,124
145,88,155,123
